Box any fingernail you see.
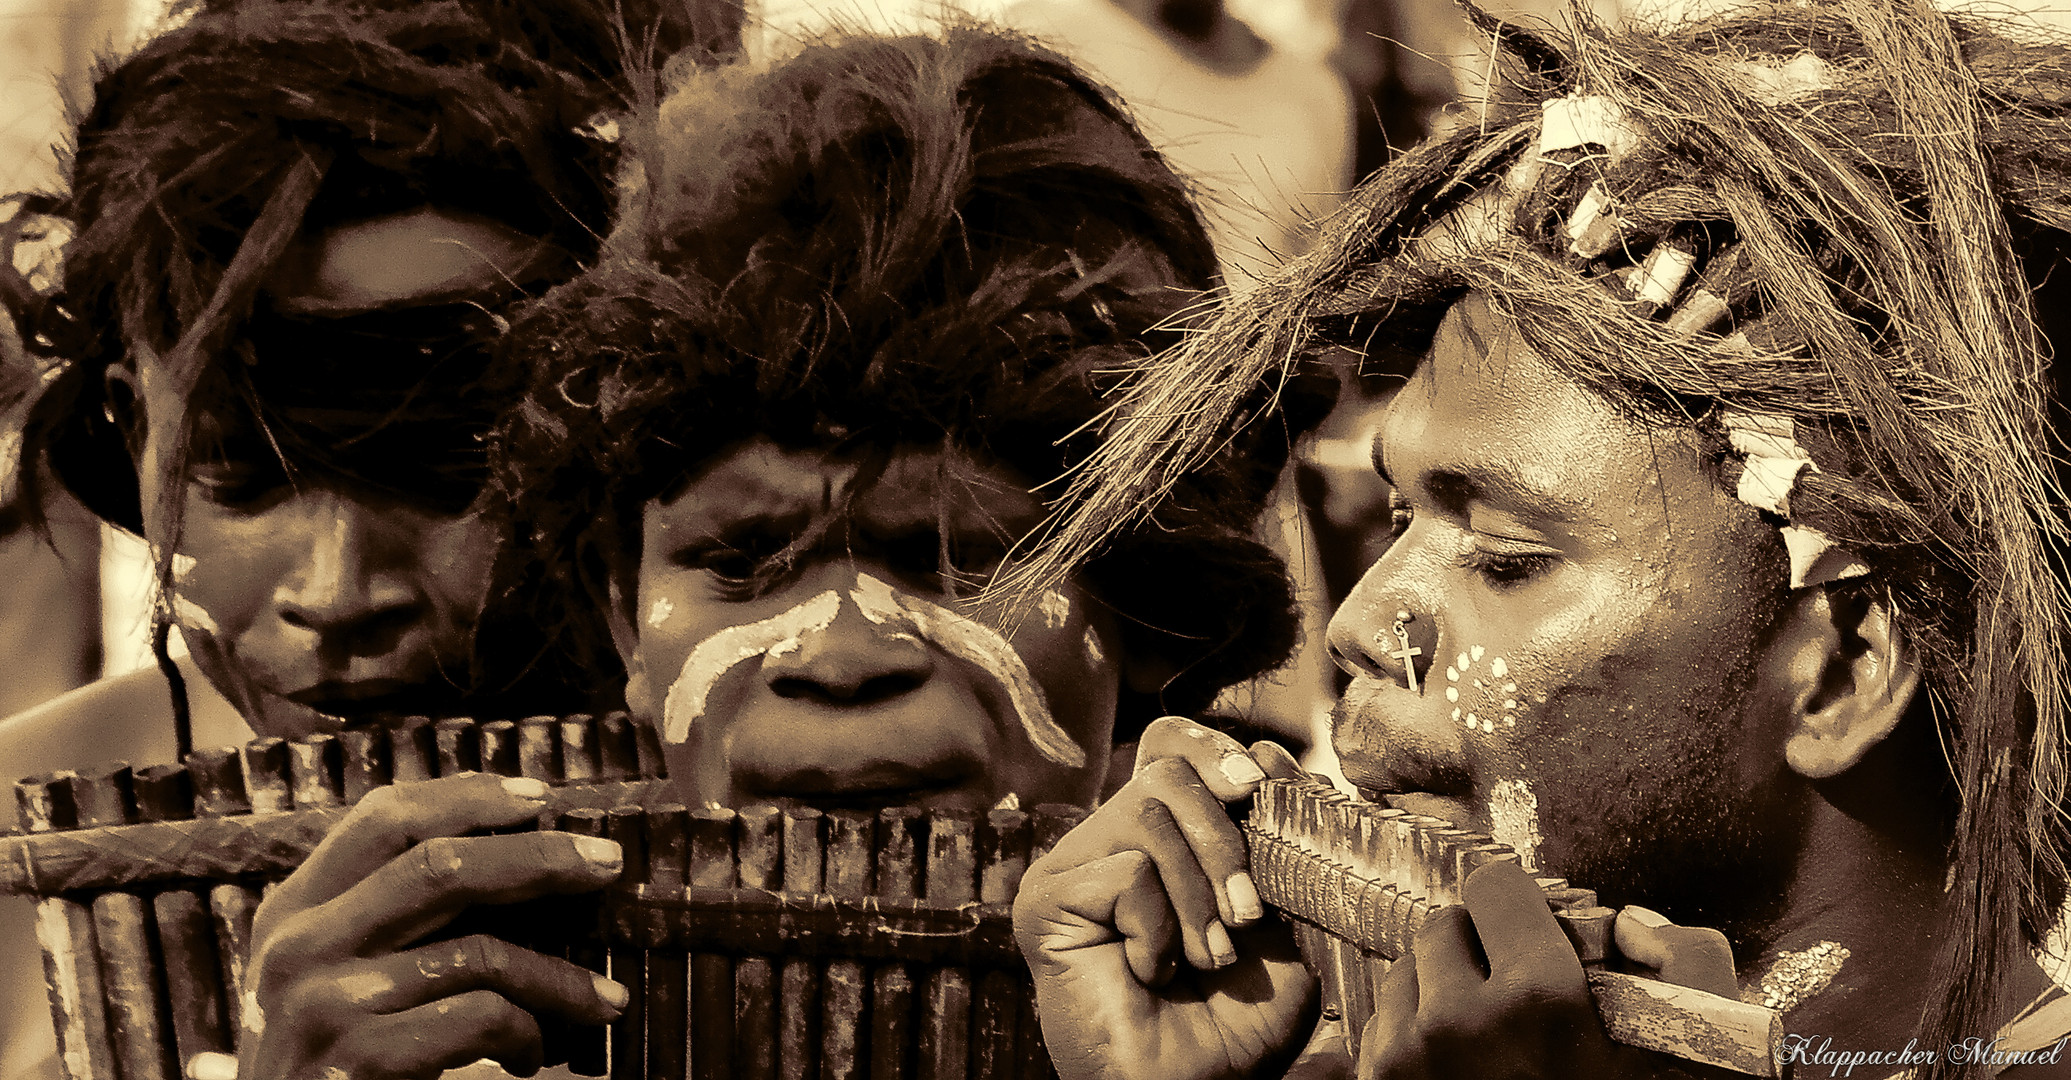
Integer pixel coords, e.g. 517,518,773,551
186,1051,239,1080
1227,872,1263,923
1205,920,1236,968
573,836,622,869
502,777,549,800
1218,754,1266,786
594,975,630,1010
1623,904,1669,928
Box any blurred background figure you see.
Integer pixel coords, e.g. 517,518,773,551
0,0,156,729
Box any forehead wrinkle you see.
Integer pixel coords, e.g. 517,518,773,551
668,443,858,532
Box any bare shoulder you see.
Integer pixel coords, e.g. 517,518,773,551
0,660,248,822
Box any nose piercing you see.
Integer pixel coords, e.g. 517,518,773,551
1387,609,1424,695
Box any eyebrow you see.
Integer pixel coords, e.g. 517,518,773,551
1371,434,1589,524
669,462,840,534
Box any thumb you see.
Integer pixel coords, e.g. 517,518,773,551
1613,906,1738,997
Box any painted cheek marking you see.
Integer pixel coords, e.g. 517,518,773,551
648,596,675,628
1488,779,1543,871
1038,590,1071,629
159,550,219,634
851,572,1086,769
659,590,843,743
1084,627,1104,665
241,990,265,1037
173,595,220,636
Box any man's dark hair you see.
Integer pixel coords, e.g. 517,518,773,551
4,0,740,536
492,26,1318,734
0,0,741,726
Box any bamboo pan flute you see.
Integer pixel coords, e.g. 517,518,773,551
1245,777,1785,1078
1,713,1077,1080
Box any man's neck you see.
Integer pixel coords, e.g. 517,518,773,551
1743,778,2054,1056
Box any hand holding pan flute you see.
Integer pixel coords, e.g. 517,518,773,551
1013,717,1318,1080
232,774,628,1080
1014,717,1740,1080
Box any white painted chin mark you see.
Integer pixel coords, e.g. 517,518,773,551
170,552,197,583
1488,779,1542,871
1038,590,1071,629
1084,627,1104,665
660,590,842,743
851,573,1086,769
994,792,1021,811
648,596,675,628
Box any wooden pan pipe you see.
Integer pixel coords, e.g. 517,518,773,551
3,714,1077,1080
1244,777,1786,1078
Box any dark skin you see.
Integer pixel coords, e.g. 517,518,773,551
244,440,1152,1079
609,437,1130,815
1015,294,2070,1079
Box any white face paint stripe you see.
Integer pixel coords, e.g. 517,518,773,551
1037,590,1071,629
851,573,1086,769
660,590,842,743
648,596,675,628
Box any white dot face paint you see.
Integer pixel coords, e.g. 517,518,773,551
648,596,676,628
1038,590,1072,629
659,590,842,743
1487,779,1543,871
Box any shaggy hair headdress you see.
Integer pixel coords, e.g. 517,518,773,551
492,26,1320,729
0,0,742,734
1006,0,2071,1066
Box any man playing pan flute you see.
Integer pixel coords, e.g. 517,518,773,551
0,0,727,1074
229,26,1320,1080
1010,1,2071,1078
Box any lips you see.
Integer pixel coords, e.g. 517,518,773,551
279,678,471,726
733,755,985,812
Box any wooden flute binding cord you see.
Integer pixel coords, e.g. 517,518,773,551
3,713,1077,1080
1245,777,1786,1078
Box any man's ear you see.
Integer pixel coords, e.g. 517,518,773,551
1774,587,1922,779
605,574,653,715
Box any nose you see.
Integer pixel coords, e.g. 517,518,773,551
759,594,936,706
272,497,427,655
1326,570,1434,693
